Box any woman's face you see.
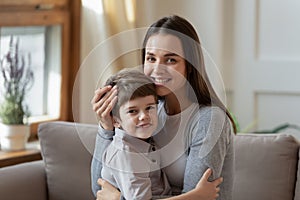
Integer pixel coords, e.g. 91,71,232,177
144,34,187,97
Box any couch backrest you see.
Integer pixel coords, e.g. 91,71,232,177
38,122,300,200
38,121,98,200
233,133,300,200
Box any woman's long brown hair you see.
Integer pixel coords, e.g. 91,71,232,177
142,15,237,133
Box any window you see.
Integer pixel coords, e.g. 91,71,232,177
0,0,80,138
1,26,62,120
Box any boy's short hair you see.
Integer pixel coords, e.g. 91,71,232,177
104,68,157,118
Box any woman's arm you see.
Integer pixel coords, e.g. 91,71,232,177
96,168,222,200
181,107,233,199
96,179,121,200
91,86,117,195
91,126,115,195
162,169,222,200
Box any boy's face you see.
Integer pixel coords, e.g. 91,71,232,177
114,95,158,139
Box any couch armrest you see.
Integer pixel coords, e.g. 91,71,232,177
38,121,96,200
0,160,47,200
295,149,300,200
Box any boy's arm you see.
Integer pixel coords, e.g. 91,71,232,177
113,170,153,200
105,149,153,200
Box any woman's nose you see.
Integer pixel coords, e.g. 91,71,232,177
152,62,166,74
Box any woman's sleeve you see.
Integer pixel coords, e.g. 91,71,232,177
91,125,115,196
182,107,232,192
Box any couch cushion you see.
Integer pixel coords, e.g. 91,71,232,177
295,150,300,200
233,133,299,200
38,121,98,200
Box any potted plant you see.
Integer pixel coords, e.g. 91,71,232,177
0,36,34,151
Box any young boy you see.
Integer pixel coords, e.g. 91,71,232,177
101,68,171,200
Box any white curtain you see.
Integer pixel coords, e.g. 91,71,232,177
79,0,139,123
81,0,138,73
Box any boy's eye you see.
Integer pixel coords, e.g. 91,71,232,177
146,105,156,110
127,109,137,114
146,56,156,62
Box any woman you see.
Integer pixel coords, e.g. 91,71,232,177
91,15,236,200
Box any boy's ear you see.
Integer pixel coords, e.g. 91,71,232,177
113,117,121,128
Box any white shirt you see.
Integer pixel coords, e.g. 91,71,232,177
101,128,171,200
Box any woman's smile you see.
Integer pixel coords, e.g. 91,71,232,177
151,77,172,85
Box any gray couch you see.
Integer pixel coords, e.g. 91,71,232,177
0,121,299,200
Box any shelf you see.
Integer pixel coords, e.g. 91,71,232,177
0,141,42,168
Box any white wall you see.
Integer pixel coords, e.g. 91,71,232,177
228,0,300,139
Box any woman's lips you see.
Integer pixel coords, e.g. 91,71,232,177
152,77,171,85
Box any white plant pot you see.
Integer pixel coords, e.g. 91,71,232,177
0,123,30,151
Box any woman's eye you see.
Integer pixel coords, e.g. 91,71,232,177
166,58,176,63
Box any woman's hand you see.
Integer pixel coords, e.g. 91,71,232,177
91,85,118,130
96,178,121,200
192,168,222,200
164,168,222,200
